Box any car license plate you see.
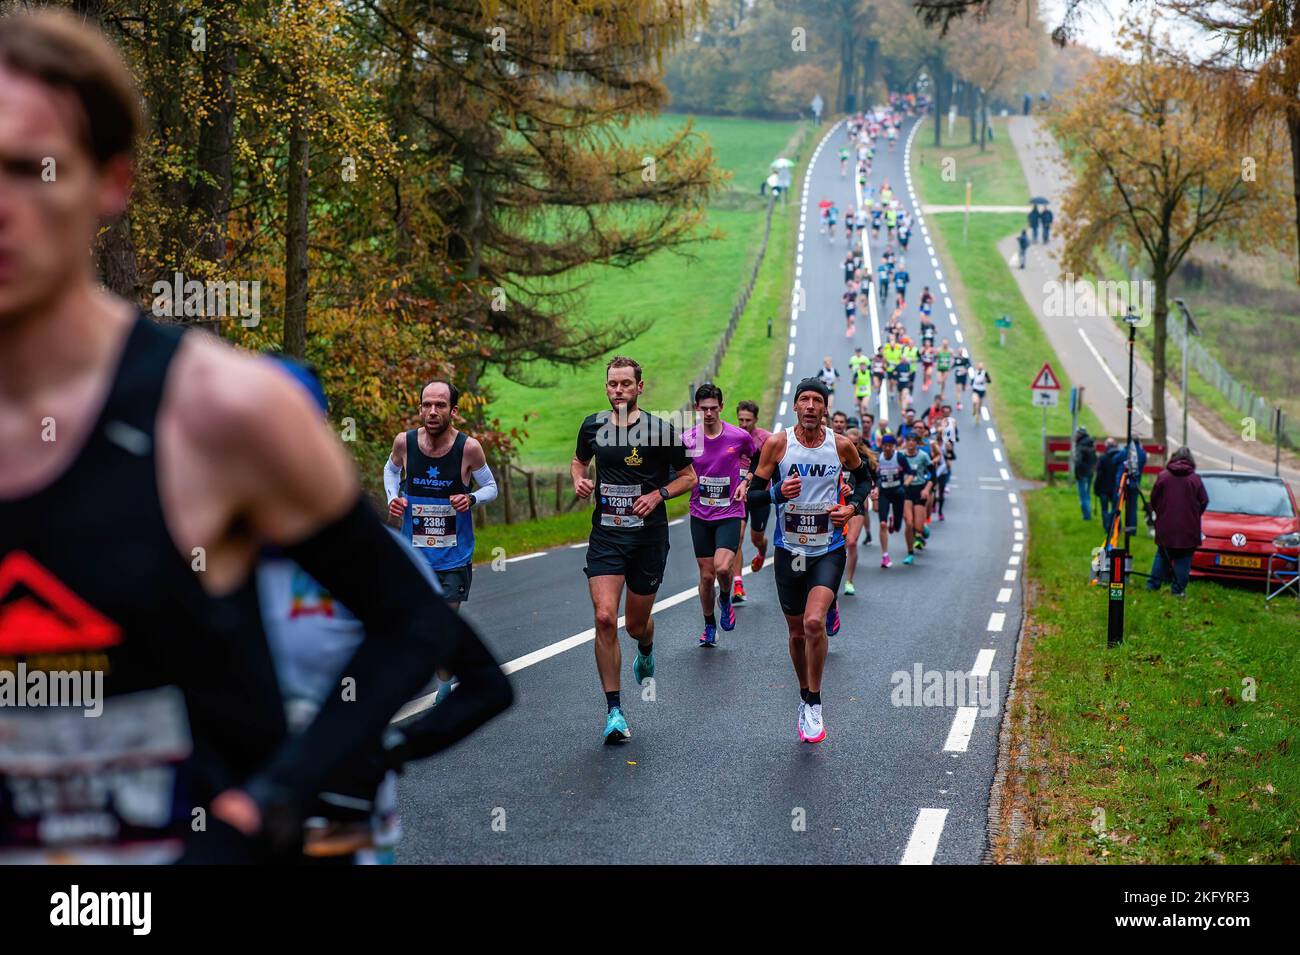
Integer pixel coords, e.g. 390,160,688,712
1216,554,1261,569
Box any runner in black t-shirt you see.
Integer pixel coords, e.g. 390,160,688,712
572,356,696,744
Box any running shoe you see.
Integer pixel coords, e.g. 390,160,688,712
938,513,945,522
826,604,841,637
843,580,856,596
797,702,807,741
698,623,718,648
881,553,892,568
433,678,457,706
801,704,827,744
732,578,747,603
751,543,768,572
633,647,655,682
914,537,926,551
603,707,630,744
903,553,914,565
718,598,737,632
922,524,931,539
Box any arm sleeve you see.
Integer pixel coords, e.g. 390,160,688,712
469,464,497,505
383,458,402,504
247,496,512,814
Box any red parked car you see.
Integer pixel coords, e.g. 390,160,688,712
1191,471,1300,582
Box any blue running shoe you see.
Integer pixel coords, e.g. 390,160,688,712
698,623,718,647
633,648,655,682
603,707,630,744
718,599,736,632
921,524,931,540
826,604,841,637
903,553,915,565
433,678,456,706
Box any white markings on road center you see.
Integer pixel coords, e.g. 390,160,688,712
987,612,1006,632
901,808,948,865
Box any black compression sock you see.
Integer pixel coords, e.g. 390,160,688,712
807,690,822,706
800,687,809,703
638,642,652,657
605,691,621,712
704,613,716,627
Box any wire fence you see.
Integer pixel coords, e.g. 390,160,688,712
1111,240,1297,450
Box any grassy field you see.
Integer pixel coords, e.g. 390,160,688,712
487,115,807,467
1007,484,1300,863
910,116,1031,208
922,114,1300,864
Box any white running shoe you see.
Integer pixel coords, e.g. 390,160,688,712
801,703,827,743
797,701,807,741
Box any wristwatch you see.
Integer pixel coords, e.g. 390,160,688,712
658,486,670,500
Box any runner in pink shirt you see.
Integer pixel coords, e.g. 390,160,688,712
683,384,760,647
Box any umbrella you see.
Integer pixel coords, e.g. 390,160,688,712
1029,196,1050,205
771,157,796,169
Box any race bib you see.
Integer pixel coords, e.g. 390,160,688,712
783,502,832,548
599,483,643,528
0,686,192,864
698,475,731,507
411,503,457,548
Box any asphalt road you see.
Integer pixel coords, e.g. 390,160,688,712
397,115,1026,865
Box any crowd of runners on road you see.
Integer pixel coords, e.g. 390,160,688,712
563,96,996,750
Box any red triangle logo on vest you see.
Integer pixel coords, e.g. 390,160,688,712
0,551,123,654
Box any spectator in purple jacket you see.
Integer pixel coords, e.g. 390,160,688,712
1146,446,1209,597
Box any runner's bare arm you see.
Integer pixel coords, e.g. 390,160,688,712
166,340,509,843
385,432,406,511
571,453,594,499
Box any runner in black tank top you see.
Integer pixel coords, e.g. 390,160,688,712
0,317,285,862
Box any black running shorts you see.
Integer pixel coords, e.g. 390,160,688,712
746,498,772,533
584,527,670,595
774,546,847,616
877,489,905,532
690,515,742,560
434,564,473,604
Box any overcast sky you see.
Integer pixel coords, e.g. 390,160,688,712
1037,0,1225,60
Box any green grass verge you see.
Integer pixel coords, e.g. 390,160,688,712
1019,484,1300,863
910,116,1031,208
489,116,806,467
923,211,1103,477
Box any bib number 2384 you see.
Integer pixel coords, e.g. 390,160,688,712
411,503,457,548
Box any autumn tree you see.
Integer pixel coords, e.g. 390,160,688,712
946,1,1043,151
1051,26,1290,446
1165,0,1300,282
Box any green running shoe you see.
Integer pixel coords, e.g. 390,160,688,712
603,707,630,744
633,648,655,683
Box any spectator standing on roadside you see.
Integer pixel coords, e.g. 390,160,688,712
1073,427,1097,520
1017,229,1030,268
1094,437,1119,533
1145,447,1208,598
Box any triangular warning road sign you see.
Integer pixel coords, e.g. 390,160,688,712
1031,362,1061,390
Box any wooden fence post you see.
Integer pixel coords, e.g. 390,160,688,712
502,467,513,524
526,469,538,521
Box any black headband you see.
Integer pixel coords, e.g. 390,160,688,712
793,378,830,404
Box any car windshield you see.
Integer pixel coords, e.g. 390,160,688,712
1201,475,1294,518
